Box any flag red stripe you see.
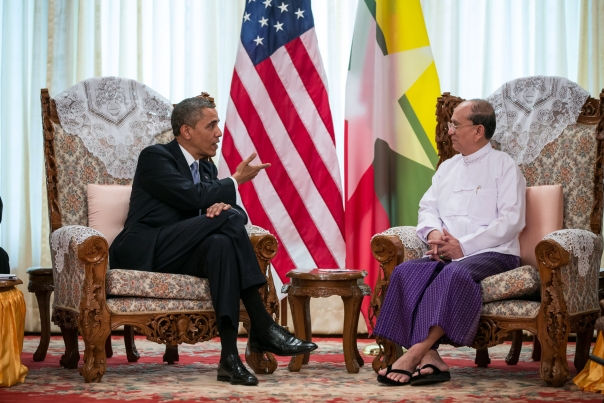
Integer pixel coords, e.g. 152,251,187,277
230,70,339,268
221,126,297,275
284,38,335,144
255,59,344,236
345,164,392,331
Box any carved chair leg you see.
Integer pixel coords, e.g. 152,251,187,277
505,330,523,365
163,345,179,365
59,326,80,369
475,347,491,368
371,337,403,373
575,327,595,372
124,325,140,362
33,290,52,362
79,318,111,383
242,315,278,374
105,333,113,358
537,330,570,387
532,335,542,362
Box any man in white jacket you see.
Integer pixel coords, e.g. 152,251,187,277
373,99,526,386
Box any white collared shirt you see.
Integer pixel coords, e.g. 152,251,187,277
179,144,239,191
416,142,526,259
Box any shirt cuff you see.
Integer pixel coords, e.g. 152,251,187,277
228,176,238,191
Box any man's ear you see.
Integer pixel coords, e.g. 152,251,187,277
474,125,486,142
180,125,191,139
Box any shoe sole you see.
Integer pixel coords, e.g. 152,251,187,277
249,344,318,357
217,375,258,386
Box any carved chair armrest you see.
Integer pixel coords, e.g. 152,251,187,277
50,226,108,313
245,225,279,320
369,226,427,324
536,229,603,316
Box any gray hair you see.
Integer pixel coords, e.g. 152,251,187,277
171,96,216,137
467,99,496,140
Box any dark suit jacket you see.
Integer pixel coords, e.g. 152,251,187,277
110,139,247,271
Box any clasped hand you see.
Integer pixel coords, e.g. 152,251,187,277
425,228,464,261
206,202,231,218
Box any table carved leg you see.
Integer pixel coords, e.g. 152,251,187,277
287,294,311,372
342,291,364,373
33,290,52,361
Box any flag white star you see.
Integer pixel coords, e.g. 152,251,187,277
295,8,305,19
263,0,272,8
259,16,269,27
278,2,289,13
253,36,264,46
243,12,251,22
274,21,284,32
248,0,256,3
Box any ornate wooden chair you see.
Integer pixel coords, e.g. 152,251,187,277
370,77,604,386
41,77,280,383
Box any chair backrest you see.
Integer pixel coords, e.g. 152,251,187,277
41,77,175,233
435,79,604,234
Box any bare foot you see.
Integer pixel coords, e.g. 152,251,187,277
378,346,424,383
414,349,449,377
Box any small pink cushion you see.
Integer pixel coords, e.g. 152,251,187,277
87,184,132,247
519,185,563,269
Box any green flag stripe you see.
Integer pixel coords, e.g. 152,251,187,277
362,0,388,56
372,139,434,226
398,94,438,169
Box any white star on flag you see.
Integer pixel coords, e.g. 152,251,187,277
243,12,251,22
274,21,284,32
295,8,304,19
253,36,264,46
263,0,272,8
278,2,289,12
259,16,269,27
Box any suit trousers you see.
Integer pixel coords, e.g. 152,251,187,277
150,209,267,326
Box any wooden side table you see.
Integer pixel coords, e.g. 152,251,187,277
283,269,371,373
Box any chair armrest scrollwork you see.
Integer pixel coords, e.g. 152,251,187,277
538,230,603,317
50,226,107,313
246,225,279,321
369,226,427,324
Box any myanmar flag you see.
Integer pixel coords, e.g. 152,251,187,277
345,0,441,330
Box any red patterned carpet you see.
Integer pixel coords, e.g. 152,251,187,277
0,335,601,402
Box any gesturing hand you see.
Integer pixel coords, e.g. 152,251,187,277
427,228,464,261
231,152,271,185
206,202,231,218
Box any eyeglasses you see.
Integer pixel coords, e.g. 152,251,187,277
447,122,477,133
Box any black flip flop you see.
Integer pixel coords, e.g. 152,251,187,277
409,364,451,386
377,365,414,386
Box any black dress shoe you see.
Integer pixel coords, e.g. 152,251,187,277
217,354,258,386
249,323,318,356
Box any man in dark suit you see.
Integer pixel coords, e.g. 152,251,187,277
110,95,316,386
0,196,9,274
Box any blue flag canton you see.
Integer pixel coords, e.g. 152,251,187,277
241,0,314,66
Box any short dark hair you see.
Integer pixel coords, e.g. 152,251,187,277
171,96,216,137
467,99,496,140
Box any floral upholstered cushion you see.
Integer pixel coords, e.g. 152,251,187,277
481,265,540,303
481,300,541,319
106,297,214,314
106,269,211,301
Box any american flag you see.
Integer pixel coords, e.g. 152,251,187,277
218,0,345,281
